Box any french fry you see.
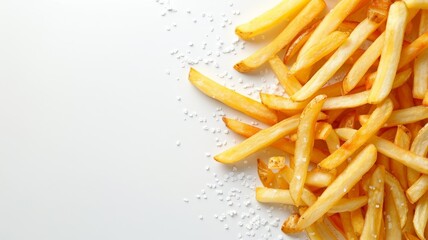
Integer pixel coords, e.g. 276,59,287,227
313,219,339,239
328,196,368,213
292,18,382,101
339,111,356,129
393,125,412,189
321,91,369,110
326,127,341,154
335,128,428,174
319,98,393,170
268,56,302,96
222,117,328,163
398,32,428,69
268,156,286,170
414,10,428,99
305,223,322,240
368,1,408,104
291,31,350,74
283,21,320,64
235,0,310,40
256,187,294,205
413,192,428,240
257,159,276,188
326,109,347,124
278,168,318,206
343,33,384,94
405,0,428,9
290,95,326,205
188,68,278,125
349,186,365,236
410,122,428,158
234,0,325,72
315,81,344,98
361,166,385,240
340,212,358,240
282,214,301,234
404,232,422,240
385,171,409,229
384,188,402,240
339,21,381,41
260,93,307,115
407,175,428,204
296,145,378,230
358,106,428,127
328,214,345,237
365,68,413,90
368,0,392,23
281,165,333,188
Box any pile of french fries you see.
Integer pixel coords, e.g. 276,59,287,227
188,0,428,239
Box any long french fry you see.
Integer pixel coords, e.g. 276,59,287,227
188,68,278,125
235,0,310,40
384,188,402,240
321,91,369,110
260,93,307,115
296,145,378,230
368,1,408,104
222,117,328,163
268,56,302,96
335,128,428,174
413,192,428,240
291,31,349,74
292,18,382,102
319,98,393,170
234,0,325,72
414,10,428,99
361,166,385,240
283,21,320,64
290,95,326,205
358,106,428,127
405,0,428,9
385,171,409,229
393,125,412,189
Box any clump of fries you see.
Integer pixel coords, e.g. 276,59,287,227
188,0,428,239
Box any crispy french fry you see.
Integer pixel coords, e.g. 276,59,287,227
319,98,393,170
235,0,310,40
292,18,382,101
268,156,286,170
413,192,428,240
393,125,412,189
256,187,294,205
282,214,301,233
268,56,302,96
291,31,350,74
384,188,402,240
315,81,344,98
361,166,385,240
368,0,392,23
188,68,277,125
339,21,381,42
335,128,428,174
314,122,333,141
365,68,413,90
222,117,328,163
283,21,320,64
322,91,369,110
405,0,428,9
368,1,408,104
385,171,409,229
411,122,428,158
343,33,384,94
328,196,368,213
257,159,276,188
290,95,326,205
340,212,358,240
296,145,378,230
234,0,325,72
281,166,333,188
407,175,428,204
260,93,307,115
414,10,428,99
358,106,428,127
349,184,365,236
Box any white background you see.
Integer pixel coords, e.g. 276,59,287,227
0,0,338,239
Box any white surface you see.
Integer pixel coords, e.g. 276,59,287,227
0,0,336,239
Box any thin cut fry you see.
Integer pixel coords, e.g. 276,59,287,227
328,196,368,213
414,11,428,99
188,68,278,125
385,171,409,229
235,0,310,40
365,68,413,90
290,95,326,205
260,93,307,115
335,128,428,174
234,0,325,72
384,188,401,240
283,21,320,64
321,91,369,110
319,98,393,170
292,18,382,101
368,1,408,104
413,192,428,240
282,214,301,233
398,32,428,69
407,175,428,204
393,125,412,189
296,145,378,230
291,31,349,74
358,106,428,127
268,56,302,96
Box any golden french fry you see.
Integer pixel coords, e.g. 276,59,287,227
281,166,333,188
319,98,393,170
282,214,301,233
413,192,428,240
268,156,286,170
365,68,413,90
393,125,412,189
414,10,428,99
385,171,409,228
296,145,378,230
313,219,338,239
235,0,310,40
384,188,402,240
188,68,277,125
325,130,341,155
368,1,408,104
398,32,428,69
343,33,384,94
407,124,428,202
349,186,365,236
407,175,428,204
283,21,320,64
368,0,392,23
256,187,294,205
234,0,325,72
335,128,428,174
222,117,328,163
358,106,428,127
290,95,326,205
260,93,307,115
405,0,428,9
328,196,368,213
268,56,302,96
305,223,322,240
292,18,382,102
410,123,428,158
340,212,358,240
257,159,276,188
361,166,385,240
321,91,369,110
291,31,349,74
